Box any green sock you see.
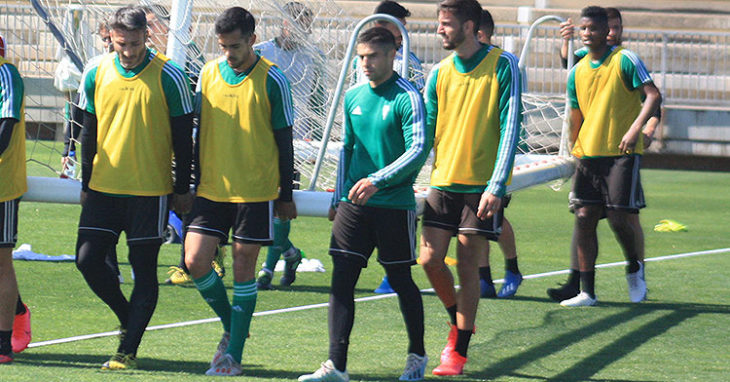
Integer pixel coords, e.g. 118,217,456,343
264,218,292,271
226,279,257,363
193,269,232,333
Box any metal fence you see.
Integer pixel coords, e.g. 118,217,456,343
2,3,729,107
403,20,730,107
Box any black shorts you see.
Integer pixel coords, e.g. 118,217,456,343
422,188,503,241
570,155,645,213
329,202,417,268
187,197,274,245
0,198,19,248
78,190,170,246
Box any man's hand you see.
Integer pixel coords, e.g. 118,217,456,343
619,127,641,154
328,206,336,221
560,18,575,40
348,178,378,206
276,200,298,220
172,191,193,215
477,191,502,220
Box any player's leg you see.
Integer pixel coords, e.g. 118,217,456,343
420,189,459,323
300,202,370,381
559,159,603,307
605,155,647,302
166,212,193,285
0,199,20,362
104,245,122,283
117,242,161,358
207,201,271,376
103,194,169,370
0,247,18,363
496,216,523,298
376,208,427,380
560,204,602,307
76,192,129,329
185,197,233,371
547,192,583,301
12,293,31,354
477,242,496,298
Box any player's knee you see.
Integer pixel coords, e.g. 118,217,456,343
574,207,601,227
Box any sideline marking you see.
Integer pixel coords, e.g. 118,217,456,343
28,247,730,348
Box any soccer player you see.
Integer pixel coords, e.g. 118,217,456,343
475,8,523,299
184,7,296,376
254,1,324,289
352,0,425,92
76,6,194,369
0,35,32,363
298,26,431,382
549,7,662,303
419,0,521,375
62,21,124,284
559,6,660,307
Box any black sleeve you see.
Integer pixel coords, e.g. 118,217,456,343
652,101,662,121
171,113,193,194
273,126,294,202
561,54,581,70
63,101,84,156
192,122,200,190
80,111,97,191
0,118,18,156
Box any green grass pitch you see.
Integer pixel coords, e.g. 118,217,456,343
6,146,730,380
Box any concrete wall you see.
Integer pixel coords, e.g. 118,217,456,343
656,106,730,157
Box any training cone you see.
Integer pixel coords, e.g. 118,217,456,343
374,276,395,294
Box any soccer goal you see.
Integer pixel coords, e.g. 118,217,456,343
12,1,573,216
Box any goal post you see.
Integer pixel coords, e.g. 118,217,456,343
16,2,574,216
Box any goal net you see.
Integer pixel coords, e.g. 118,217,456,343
9,1,572,213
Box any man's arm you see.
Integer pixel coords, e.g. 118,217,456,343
0,62,23,155
330,98,354,219
0,118,17,155
643,105,662,149
479,52,522,219
366,80,431,191
559,18,574,69
620,82,661,153
570,108,584,147
618,51,663,153
80,110,97,192
267,66,297,220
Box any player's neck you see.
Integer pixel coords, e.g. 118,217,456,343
454,35,481,60
369,70,394,88
589,44,609,61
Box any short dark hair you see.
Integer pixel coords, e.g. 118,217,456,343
109,6,147,32
374,1,411,19
606,7,622,22
357,26,396,51
479,9,494,38
581,6,608,27
438,0,482,33
215,7,255,36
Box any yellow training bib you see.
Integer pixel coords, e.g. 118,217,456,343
197,57,280,203
573,47,643,158
0,58,27,202
430,48,510,187
91,52,173,196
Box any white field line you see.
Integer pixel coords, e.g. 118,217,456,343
28,247,730,349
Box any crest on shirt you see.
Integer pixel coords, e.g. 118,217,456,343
352,105,362,115
382,105,390,120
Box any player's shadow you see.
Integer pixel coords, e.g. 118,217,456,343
467,301,729,381
11,352,209,373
